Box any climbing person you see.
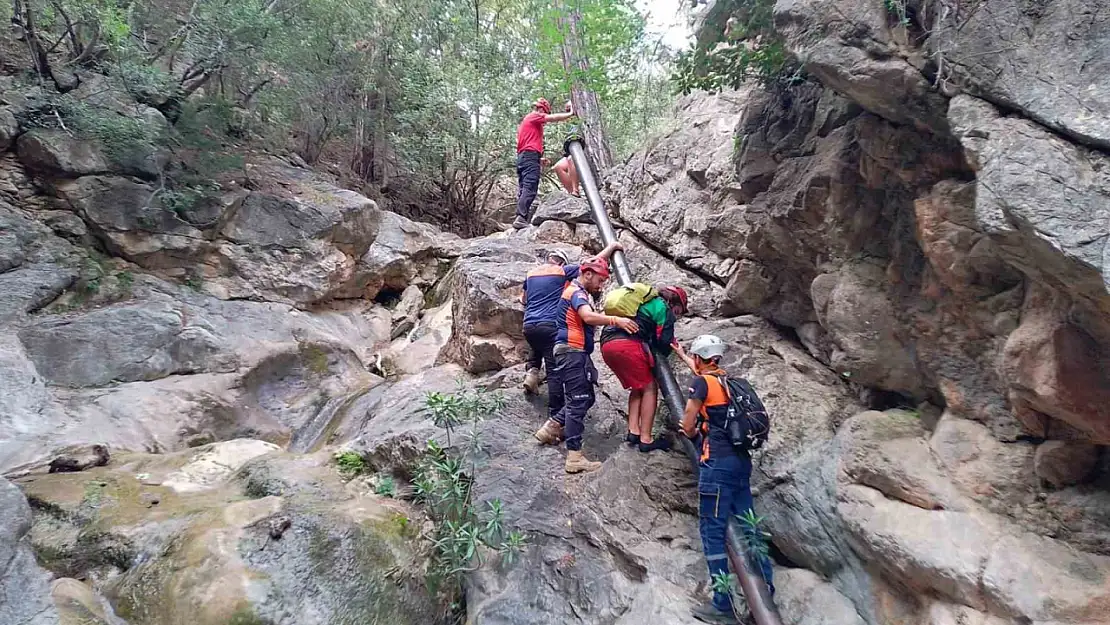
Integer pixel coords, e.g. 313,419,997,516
676,334,775,625
533,257,639,474
552,102,581,197
521,241,624,403
514,97,576,230
599,285,689,453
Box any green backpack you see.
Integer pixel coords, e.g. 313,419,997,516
603,283,658,317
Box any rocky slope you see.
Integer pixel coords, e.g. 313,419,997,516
2,2,1109,624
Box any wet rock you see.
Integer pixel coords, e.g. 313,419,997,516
1035,441,1101,488
48,444,109,473
0,477,59,625
160,439,280,493
18,447,438,625
51,578,112,625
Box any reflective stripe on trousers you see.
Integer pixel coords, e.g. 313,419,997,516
698,451,774,612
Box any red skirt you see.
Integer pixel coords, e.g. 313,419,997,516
601,338,655,391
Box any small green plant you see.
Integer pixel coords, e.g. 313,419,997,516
374,474,397,497
115,270,134,293
737,509,772,561
711,571,738,596
334,450,367,477
884,0,911,25
423,384,506,448
183,275,203,292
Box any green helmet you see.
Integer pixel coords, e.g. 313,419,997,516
689,334,727,360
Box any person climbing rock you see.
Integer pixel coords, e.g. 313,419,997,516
533,257,638,474
521,241,624,403
676,334,775,625
600,285,688,453
553,102,581,197
513,97,576,230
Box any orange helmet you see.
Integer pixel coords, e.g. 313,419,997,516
534,98,552,114
580,257,610,279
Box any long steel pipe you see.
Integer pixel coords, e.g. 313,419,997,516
567,138,782,625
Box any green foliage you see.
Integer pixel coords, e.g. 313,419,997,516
414,389,526,605
374,475,397,498
737,509,772,561
711,571,737,596
672,0,798,94
182,275,203,292
335,450,368,477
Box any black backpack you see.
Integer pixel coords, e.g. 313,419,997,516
712,375,770,451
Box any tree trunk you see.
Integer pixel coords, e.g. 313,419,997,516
557,2,614,172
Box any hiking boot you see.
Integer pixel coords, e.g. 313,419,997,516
691,601,739,625
522,368,541,394
564,450,602,474
512,217,530,230
534,419,564,445
638,438,672,453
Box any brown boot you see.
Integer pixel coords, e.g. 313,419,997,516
565,450,602,474
534,419,564,445
522,368,541,394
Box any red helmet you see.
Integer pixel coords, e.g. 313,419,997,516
534,98,552,114
580,257,610,279
662,286,689,315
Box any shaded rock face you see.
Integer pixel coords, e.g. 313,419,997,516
14,442,439,625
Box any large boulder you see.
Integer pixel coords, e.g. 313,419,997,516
15,442,439,625
931,0,1110,150
342,210,459,301
773,0,950,134
949,95,1110,325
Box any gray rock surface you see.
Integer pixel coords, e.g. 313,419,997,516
931,0,1110,150
0,478,59,625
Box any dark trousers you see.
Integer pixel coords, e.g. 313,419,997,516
516,151,541,221
524,322,562,419
698,451,775,612
551,351,596,451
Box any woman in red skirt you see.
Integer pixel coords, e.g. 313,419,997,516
600,286,688,452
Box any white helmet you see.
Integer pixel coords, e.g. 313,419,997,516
548,249,570,265
689,334,727,360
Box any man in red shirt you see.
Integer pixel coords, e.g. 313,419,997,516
513,98,577,230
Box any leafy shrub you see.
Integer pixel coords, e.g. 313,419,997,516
671,0,799,94
335,450,368,477
414,388,525,606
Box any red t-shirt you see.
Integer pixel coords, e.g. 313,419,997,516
516,111,546,154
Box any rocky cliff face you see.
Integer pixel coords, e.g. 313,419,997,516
1,3,1109,624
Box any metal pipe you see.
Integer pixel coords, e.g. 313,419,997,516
567,137,782,625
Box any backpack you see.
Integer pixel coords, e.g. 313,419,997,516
603,283,658,317
713,375,770,451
